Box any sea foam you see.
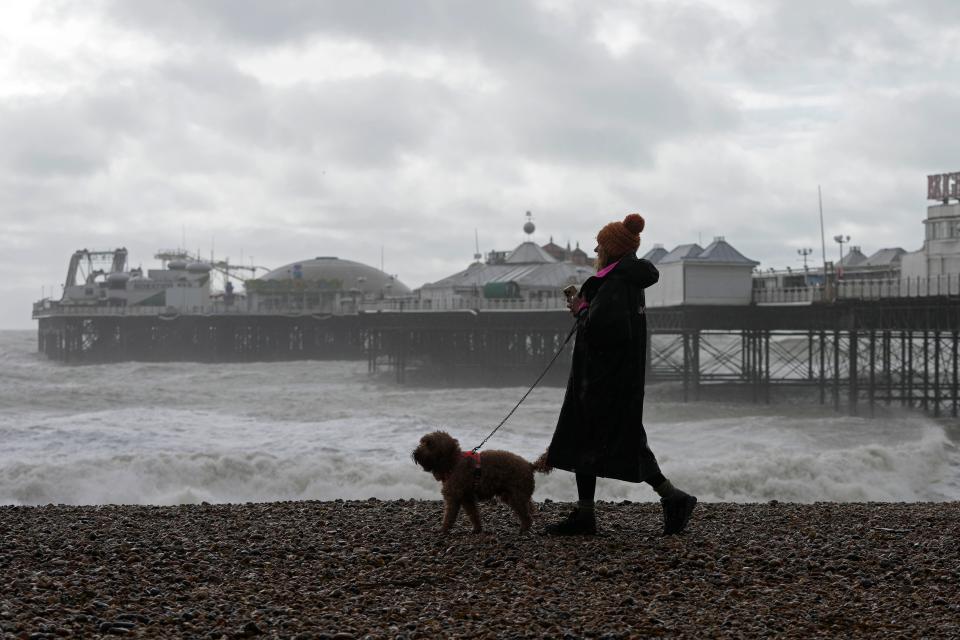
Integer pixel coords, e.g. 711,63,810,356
1,330,958,506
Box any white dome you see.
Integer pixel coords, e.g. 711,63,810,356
258,257,411,295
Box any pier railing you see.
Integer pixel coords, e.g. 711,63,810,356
357,297,569,313
837,274,960,299
33,274,960,319
753,286,826,304
32,301,262,318
754,274,960,305
32,296,569,318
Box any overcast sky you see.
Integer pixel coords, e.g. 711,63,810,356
1,0,957,328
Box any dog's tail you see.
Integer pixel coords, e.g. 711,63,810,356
531,450,552,474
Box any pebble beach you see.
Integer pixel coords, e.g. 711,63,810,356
2,500,958,639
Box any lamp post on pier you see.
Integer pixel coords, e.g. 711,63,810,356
798,247,813,271
833,235,850,279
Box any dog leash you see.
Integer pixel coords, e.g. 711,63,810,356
471,319,579,453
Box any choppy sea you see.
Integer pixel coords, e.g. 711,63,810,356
1,330,958,506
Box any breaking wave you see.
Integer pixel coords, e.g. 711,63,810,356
1,419,956,506
1,330,958,505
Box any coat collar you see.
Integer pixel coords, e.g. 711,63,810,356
596,259,621,279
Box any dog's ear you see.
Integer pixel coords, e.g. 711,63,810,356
426,432,460,475
439,432,461,457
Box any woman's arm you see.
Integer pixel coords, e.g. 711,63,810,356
580,281,634,350
624,258,659,289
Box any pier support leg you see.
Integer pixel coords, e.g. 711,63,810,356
953,331,958,419
849,330,858,416
692,331,701,401
764,330,771,404
819,330,826,406
905,333,912,408
934,331,942,418
833,330,841,412
367,330,378,374
397,331,407,385
923,331,930,413
868,330,876,417
883,330,891,406
740,331,751,382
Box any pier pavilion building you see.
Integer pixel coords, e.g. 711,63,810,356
644,237,759,307
416,215,759,311
417,230,595,307
247,257,411,314
901,201,960,280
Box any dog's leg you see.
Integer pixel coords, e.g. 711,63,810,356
505,493,533,533
463,500,482,534
441,498,461,534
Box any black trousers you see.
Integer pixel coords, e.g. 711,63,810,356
576,470,667,502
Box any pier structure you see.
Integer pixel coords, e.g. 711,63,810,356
35,294,960,419
360,297,960,419
643,298,960,418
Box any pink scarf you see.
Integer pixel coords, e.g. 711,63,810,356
576,259,621,314
596,259,621,279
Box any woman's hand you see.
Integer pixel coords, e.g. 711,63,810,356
567,294,585,316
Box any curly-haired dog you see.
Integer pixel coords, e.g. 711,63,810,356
412,431,550,534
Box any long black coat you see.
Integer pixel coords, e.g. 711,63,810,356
547,254,661,483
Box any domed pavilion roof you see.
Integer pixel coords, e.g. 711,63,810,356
258,257,411,296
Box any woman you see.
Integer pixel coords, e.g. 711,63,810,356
545,213,696,536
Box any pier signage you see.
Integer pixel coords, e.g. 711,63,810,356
928,172,960,202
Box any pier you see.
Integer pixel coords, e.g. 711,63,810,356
32,190,960,419
34,293,960,420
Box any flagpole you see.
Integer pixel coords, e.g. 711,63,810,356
819,185,832,300
818,185,827,268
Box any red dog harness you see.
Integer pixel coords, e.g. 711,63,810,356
465,451,482,485
441,451,481,482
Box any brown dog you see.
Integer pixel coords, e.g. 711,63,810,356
412,431,550,534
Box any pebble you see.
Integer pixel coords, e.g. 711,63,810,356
0,500,957,638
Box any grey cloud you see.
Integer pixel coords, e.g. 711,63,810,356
100,0,739,169
103,0,564,55
0,97,113,177
268,75,457,166
830,88,960,170
507,53,738,166
148,56,458,169
712,0,953,90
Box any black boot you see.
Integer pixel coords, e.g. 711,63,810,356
661,492,697,535
544,507,597,536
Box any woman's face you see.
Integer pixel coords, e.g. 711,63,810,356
594,245,609,271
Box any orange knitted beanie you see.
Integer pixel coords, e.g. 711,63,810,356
596,213,645,257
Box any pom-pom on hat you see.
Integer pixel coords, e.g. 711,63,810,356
596,213,645,257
